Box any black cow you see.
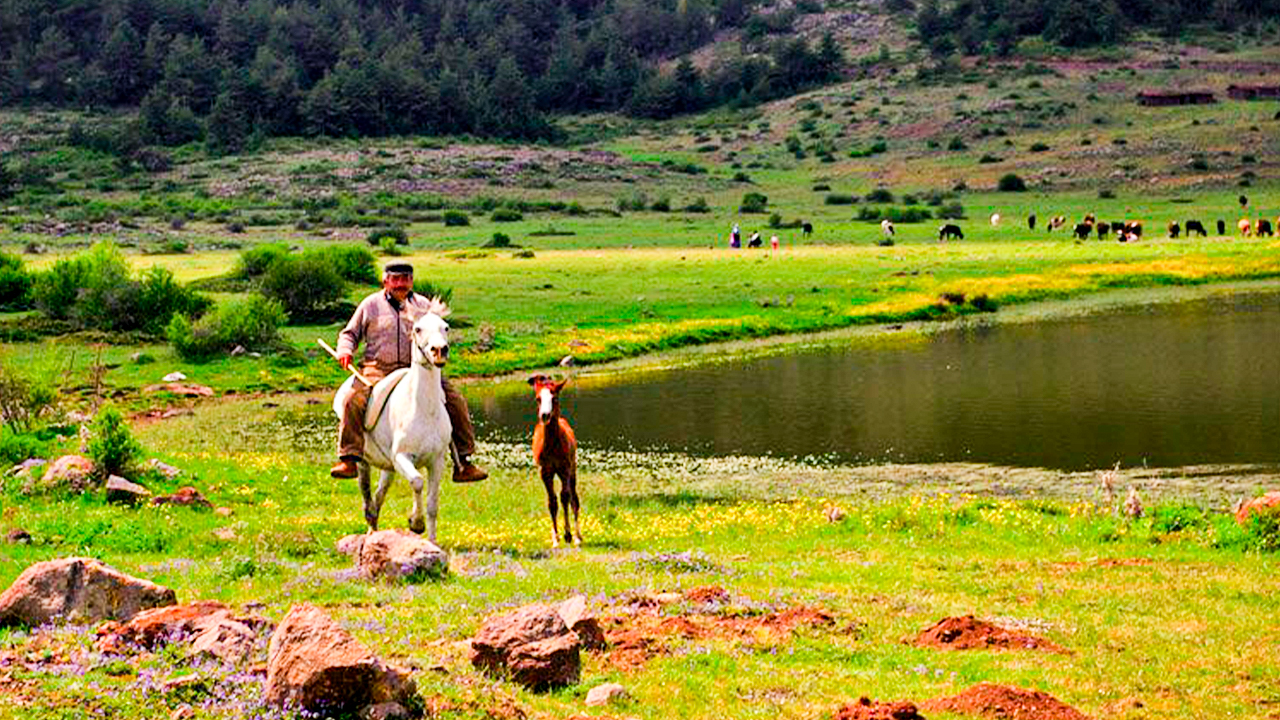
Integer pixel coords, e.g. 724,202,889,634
801,222,813,238
1028,213,1037,230
1168,221,1180,239
1185,220,1207,237
1217,219,1226,235
1073,222,1093,240
1096,222,1110,239
1258,219,1274,237
938,223,964,241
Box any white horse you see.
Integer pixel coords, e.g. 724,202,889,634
332,298,453,542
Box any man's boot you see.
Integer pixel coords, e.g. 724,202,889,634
453,460,488,483
330,457,360,479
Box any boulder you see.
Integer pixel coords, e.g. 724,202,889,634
265,604,416,715
585,682,630,707
105,475,151,506
358,530,447,580
96,601,267,664
144,383,214,398
470,603,581,690
557,595,607,651
151,487,213,509
0,557,176,627
1236,491,1280,525
34,455,96,494
6,458,46,477
141,459,183,480
336,534,367,558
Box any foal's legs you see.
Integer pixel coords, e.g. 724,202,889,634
542,467,561,548
565,471,582,546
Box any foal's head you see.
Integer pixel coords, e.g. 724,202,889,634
527,374,568,424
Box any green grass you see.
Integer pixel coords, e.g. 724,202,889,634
1,394,1278,719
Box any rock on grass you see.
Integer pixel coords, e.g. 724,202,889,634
0,557,176,627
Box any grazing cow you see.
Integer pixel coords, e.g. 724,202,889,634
881,219,895,237
990,213,1001,226
1217,219,1226,235
1238,219,1252,237
938,223,963,242
748,231,762,248
1096,222,1110,240
1028,213,1037,230
1258,219,1274,237
1168,221,1180,239
1047,215,1067,232
528,374,581,547
1125,220,1143,238
801,221,813,238
1073,222,1093,240
1240,194,1249,209
1185,220,1207,237
1083,213,1097,225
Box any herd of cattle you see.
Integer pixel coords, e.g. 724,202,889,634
881,211,1278,243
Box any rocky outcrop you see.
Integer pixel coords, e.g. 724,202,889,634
585,682,629,707
1237,491,1280,525
470,603,581,690
0,557,176,627
30,455,95,494
345,530,448,581
557,595,607,651
105,475,151,505
265,604,416,715
95,601,268,663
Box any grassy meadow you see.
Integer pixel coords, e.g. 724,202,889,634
2,31,1280,720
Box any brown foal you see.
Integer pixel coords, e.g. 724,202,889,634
529,374,581,547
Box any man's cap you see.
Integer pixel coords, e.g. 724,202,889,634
383,262,414,275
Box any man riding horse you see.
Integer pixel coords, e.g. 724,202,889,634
330,261,488,484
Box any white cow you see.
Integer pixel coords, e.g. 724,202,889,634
880,219,895,237
333,298,453,541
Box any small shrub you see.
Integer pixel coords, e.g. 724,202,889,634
226,221,245,233
997,173,1028,192
812,183,831,191
366,226,408,246
413,279,453,304
168,295,287,362
512,249,535,258
978,154,1002,164
443,210,470,226
732,171,751,183
969,294,997,312
825,194,857,205
947,137,968,151
650,196,671,212
380,237,403,256
616,192,648,212
316,246,377,285
1188,157,1209,171
0,365,56,434
234,244,290,278
877,237,894,246
1149,504,1207,533
683,197,711,213
87,404,143,479
491,208,523,222
1029,142,1050,152
258,253,346,323
865,188,895,203
1098,188,1116,199
0,429,49,468
485,233,513,248
936,202,965,219
739,192,768,213
0,251,32,311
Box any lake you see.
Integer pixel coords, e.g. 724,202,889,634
470,292,1280,471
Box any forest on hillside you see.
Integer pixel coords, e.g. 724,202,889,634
0,0,843,149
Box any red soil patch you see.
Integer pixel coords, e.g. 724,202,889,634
835,696,926,720
913,616,1067,653
603,605,834,670
920,683,1092,720
683,585,731,604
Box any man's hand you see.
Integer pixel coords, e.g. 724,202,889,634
338,353,353,371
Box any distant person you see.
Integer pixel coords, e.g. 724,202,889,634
770,234,780,250
731,223,741,248
748,231,762,248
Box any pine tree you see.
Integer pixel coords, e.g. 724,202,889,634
102,21,144,104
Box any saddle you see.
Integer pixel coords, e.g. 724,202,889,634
335,369,410,432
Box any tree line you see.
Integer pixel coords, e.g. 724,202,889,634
914,0,1280,56
0,0,842,150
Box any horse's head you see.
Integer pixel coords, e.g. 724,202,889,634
527,374,568,424
411,297,451,368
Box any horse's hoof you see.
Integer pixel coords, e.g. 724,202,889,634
408,518,426,535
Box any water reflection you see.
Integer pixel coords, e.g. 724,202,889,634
472,293,1280,471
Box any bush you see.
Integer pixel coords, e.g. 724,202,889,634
168,295,287,362
0,429,49,467
739,192,768,213
484,233,513,248
813,183,831,191
683,197,711,213
616,192,648,212
1029,142,1051,152
865,188,895,203
649,196,671,212
366,227,408,246
87,404,143,479
936,202,966,220
947,137,968,150
315,246,377,285
881,206,932,223
0,364,56,435
825,194,858,205
978,154,1002,164
997,173,1028,192
0,250,32,311
234,243,290,278
380,237,403,256
32,242,208,334
1098,188,1116,199
413,279,453,304
443,210,470,227
259,253,346,323
1149,504,1207,533
491,208,523,222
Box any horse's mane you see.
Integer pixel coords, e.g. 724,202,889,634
420,295,451,318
